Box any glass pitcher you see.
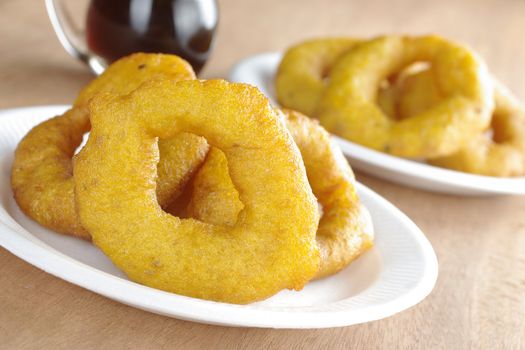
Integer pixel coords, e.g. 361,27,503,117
45,0,219,75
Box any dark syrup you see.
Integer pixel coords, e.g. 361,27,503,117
86,0,218,74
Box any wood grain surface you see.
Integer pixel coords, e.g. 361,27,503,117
1,0,524,348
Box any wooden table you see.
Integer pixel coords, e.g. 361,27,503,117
1,0,524,348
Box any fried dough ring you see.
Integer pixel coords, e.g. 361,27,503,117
186,109,374,279
73,80,320,304
398,70,525,176
316,35,494,158
275,38,360,116
11,53,208,239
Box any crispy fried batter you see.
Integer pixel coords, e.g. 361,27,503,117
74,80,320,304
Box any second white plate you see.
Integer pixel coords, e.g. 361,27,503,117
229,52,525,196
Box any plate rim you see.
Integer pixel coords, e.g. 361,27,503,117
0,105,438,328
229,51,525,196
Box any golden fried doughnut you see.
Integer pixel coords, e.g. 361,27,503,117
73,80,320,304
186,109,374,279
11,53,207,239
316,35,494,158
275,38,360,116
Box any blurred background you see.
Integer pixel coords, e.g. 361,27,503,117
1,0,524,108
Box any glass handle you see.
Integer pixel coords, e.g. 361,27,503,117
45,0,106,75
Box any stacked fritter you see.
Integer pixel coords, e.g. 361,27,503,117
11,53,373,304
276,35,525,177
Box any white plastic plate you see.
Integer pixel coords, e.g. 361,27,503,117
230,52,525,196
0,106,437,328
